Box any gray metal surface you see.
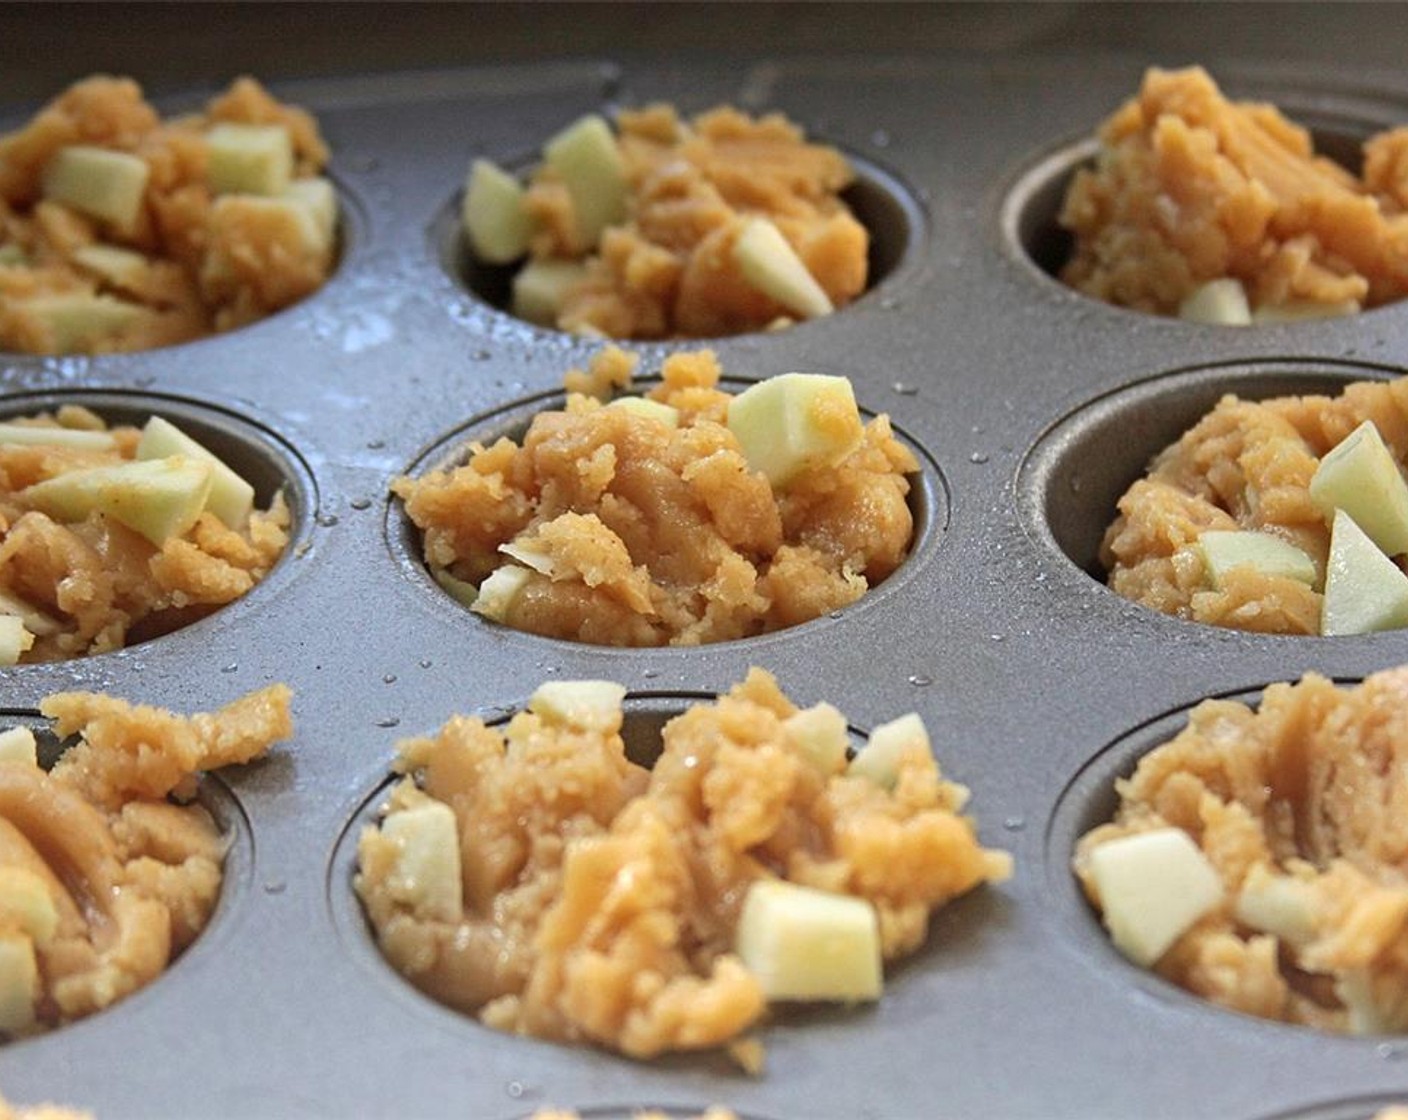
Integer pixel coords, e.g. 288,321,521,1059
3,48,1408,1120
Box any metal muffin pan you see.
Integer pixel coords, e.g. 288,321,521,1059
5,54,1408,1120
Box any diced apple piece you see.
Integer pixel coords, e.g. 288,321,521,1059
0,868,58,949
72,243,149,291
42,145,149,232
528,680,627,732
136,415,255,530
0,932,37,1035
736,879,882,1002
0,728,37,768
21,455,214,547
542,114,627,249
733,217,834,320
511,259,588,326
1310,420,1408,557
433,568,479,609
727,373,864,488
470,565,533,622
0,422,115,452
1234,865,1318,946
1320,509,1408,636
847,712,928,792
0,617,34,666
606,397,679,428
379,802,463,922
1196,530,1317,589
498,539,557,577
783,703,850,775
463,158,532,264
282,177,338,250
1087,828,1223,967
206,123,293,196
0,590,60,638
1178,278,1251,326
1252,299,1361,323
17,293,148,352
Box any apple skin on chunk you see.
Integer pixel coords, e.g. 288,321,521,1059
736,879,882,1002
1195,530,1317,589
42,145,149,232
463,159,533,265
542,114,627,250
733,217,835,320
1178,278,1251,326
136,415,255,530
206,123,294,197
1320,509,1408,636
21,455,214,547
726,372,865,488
1309,419,1408,557
1087,828,1223,967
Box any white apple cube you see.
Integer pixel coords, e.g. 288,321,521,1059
136,415,255,530
1178,278,1251,326
528,680,627,732
511,258,588,326
22,455,214,546
0,868,58,949
1196,530,1317,589
847,712,929,792
1320,509,1408,636
606,397,680,428
0,932,37,1035
470,565,533,622
206,123,294,196
498,538,557,576
463,158,533,264
282,177,338,250
0,589,59,638
542,114,627,249
0,727,37,768
0,617,34,666
379,802,463,922
72,243,150,290
0,423,115,452
783,702,850,775
736,879,882,1002
42,145,149,232
1310,420,1408,556
1087,828,1223,967
733,217,834,320
18,293,149,352
1252,299,1361,323
726,373,865,488
1234,865,1317,946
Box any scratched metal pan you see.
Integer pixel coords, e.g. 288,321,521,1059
4,54,1408,1120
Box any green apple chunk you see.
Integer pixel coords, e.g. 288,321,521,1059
0,931,38,1035
605,397,679,427
0,727,37,768
0,868,58,948
42,145,149,232
0,423,115,452
22,455,214,547
727,372,864,488
282,177,338,250
136,415,255,529
0,590,59,638
736,879,882,1002
379,801,463,922
18,293,149,352
206,123,293,196
542,114,627,249
72,243,149,291
511,258,588,326
733,217,834,320
783,702,850,775
0,617,34,666
1252,299,1360,323
1234,865,1317,946
433,568,479,609
463,158,533,264
1195,530,1317,589
1087,828,1223,967
528,680,627,733
847,712,929,792
470,565,533,622
1309,420,1408,557
1178,278,1250,326
1320,509,1408,636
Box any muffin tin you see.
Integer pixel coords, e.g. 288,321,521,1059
6,53,1408,1120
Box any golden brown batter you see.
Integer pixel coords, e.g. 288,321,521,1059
0,683,292,1038
356,670,1009,1062
1061,66,1408,318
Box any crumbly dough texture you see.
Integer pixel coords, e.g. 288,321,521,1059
0,684,292,1037
356,669,1010,1061
0,406,290,661
395,348,916,646
1076,667,1408,1033
0,75,334,353
1061,66,1408,315
1102,375,1408,634
528,104,867,338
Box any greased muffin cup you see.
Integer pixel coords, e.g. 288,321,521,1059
6,48,1408,1120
